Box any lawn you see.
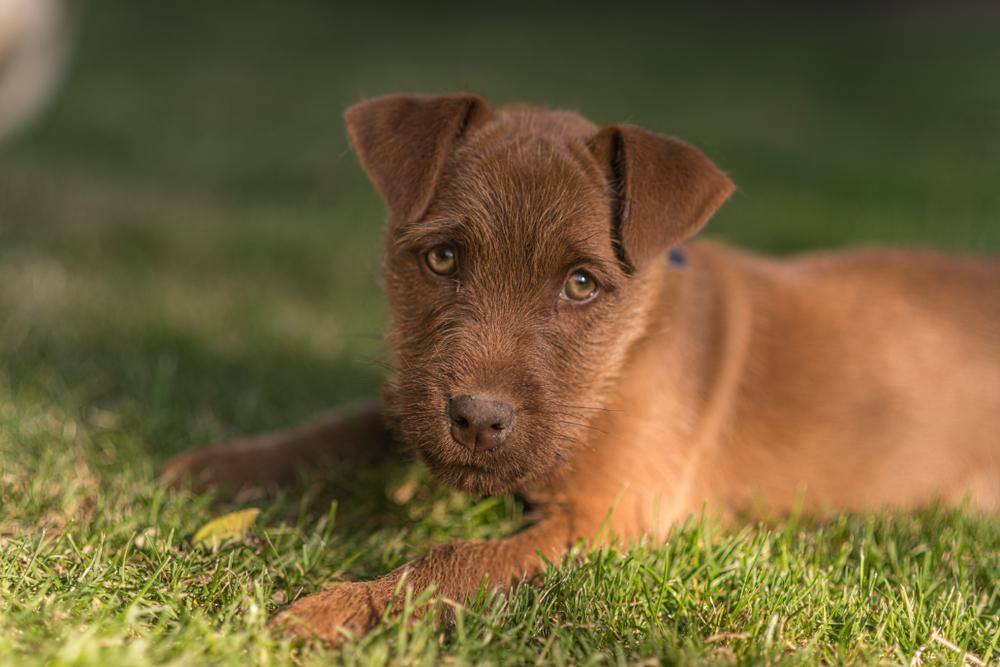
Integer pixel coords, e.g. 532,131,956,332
0,3,998,665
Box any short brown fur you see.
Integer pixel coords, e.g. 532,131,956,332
162,93,1000,644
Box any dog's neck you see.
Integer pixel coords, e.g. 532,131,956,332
517,240,757,526
515,247,702,498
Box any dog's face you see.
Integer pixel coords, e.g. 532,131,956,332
346,94,733,495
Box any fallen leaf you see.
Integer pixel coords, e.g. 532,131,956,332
193,508,261,546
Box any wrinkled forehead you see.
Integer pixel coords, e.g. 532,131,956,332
406,135,614,266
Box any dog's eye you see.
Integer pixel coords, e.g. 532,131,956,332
425,244,458,277
562,270,598,302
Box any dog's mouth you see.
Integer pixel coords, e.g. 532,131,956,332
419,447,539,495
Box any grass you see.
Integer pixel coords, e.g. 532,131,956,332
0,2,998,665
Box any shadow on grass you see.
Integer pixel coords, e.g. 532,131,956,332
3,321,378,441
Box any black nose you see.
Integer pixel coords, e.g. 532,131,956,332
447,394,516,453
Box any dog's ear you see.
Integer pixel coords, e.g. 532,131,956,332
344,93,492,224
589,124,734,271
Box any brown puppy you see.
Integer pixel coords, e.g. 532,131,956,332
162,93,1000,643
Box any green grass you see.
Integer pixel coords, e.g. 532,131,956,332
1,3,998,665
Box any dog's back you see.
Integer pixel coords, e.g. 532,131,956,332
700,242,1000,513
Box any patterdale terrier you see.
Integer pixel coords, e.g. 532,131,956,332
163,93,1000,643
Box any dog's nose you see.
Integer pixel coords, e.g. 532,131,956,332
447,394,516,453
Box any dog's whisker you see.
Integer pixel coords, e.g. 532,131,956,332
548,420,609,436
548,402,622,413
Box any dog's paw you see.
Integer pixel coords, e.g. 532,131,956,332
271,583,385,645
160,438,278,493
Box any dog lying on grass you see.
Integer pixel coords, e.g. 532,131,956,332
162,93,1000,643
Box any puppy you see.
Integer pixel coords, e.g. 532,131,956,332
162,93,1000,643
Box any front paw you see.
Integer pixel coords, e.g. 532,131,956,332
271,582,385,645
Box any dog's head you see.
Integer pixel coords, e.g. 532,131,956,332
345,93,733,495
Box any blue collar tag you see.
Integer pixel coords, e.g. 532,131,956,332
667,246,687,269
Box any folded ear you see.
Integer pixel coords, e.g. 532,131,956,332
589,124,734,271
344,93,492,224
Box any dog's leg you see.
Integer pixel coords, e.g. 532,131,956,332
271,513,575,644
160,401,393,492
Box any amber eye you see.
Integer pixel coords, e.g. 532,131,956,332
424,244,458,277
562,270,598,302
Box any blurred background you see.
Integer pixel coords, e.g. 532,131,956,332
1,1,998,463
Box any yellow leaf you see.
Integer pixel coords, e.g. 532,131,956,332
193,508,261,545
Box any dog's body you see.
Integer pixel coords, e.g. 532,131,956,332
541,241,1000,540
162,94,1000,642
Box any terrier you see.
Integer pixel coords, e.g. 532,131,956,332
163,93,1000,643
